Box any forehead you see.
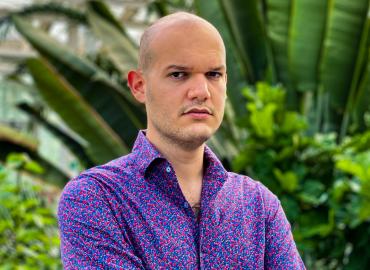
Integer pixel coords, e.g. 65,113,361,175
146,20,226,69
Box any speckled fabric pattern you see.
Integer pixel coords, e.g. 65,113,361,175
58,131,305,269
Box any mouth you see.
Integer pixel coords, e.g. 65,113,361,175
182,106,213,120
183,107,213,115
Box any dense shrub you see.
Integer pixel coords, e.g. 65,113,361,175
234,82,370,269
0,153,61,270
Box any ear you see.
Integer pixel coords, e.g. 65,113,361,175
127,70,146,103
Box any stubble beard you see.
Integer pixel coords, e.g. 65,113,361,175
151,117,212,151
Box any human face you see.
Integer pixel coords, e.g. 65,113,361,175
142,23,227,149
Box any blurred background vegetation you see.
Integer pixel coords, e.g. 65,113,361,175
0,0,369,269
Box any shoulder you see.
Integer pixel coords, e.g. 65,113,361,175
59,152,139,206
226,172,276,197
225,172,280,216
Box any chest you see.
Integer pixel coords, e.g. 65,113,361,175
118,189,266,269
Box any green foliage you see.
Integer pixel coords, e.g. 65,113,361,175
234,82,370,269
7,1,146,167
196,0,370,136
0,154,61,269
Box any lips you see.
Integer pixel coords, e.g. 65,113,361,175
183,107,212,115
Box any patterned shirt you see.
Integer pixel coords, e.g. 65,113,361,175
58,131,305,269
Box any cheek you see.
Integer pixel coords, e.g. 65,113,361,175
146,90,177,117
213,89,226,107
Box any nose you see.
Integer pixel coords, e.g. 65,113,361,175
187,74,211,102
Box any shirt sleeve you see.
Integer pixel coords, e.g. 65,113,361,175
260,184,306,270
58,174,145,270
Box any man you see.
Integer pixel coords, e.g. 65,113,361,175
58,12,305,269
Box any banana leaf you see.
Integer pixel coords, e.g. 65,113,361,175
151,1,170,16
0,3,86,29
26,57,127,164
319,0,369,120
341,16,370,137
219,0,269,82
288,0,328,92
12,16,145,148
351,48,370,132
88,0,127,35
87,4,138,76
264,0,291,85
17,102,94,167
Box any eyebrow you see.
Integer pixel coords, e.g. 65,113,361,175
211,65,226,71
165,65,190,71
165,65,226,71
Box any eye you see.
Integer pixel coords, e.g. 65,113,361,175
206,71,222,79
169,71,188,79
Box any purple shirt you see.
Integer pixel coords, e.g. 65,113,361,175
58,131,305,269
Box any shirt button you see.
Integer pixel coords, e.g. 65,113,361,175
165,166,171,173
184,202,189,208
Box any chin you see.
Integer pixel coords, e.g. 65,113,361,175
152,121,218,149
183,126,214,143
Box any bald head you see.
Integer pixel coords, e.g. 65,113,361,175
139,12,225,73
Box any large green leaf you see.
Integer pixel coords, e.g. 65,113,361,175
12,15,145,147
88,0,128,35
17,102,94,167
319,0,369,117
341,17,370,137
151,0,170,16
265,0,291,85
351,48,370,131
87,3,138,75
26,58,127,164
219,0,269,82
288,0,328,92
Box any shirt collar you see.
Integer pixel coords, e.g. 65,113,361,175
203,144,228,183
132,130,228,184
132,130,164,176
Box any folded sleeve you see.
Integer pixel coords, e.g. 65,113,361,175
259,184,306,269
58,175,144,269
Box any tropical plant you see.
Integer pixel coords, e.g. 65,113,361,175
234,82,370,269
0,153,61,269
10,3,145,165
